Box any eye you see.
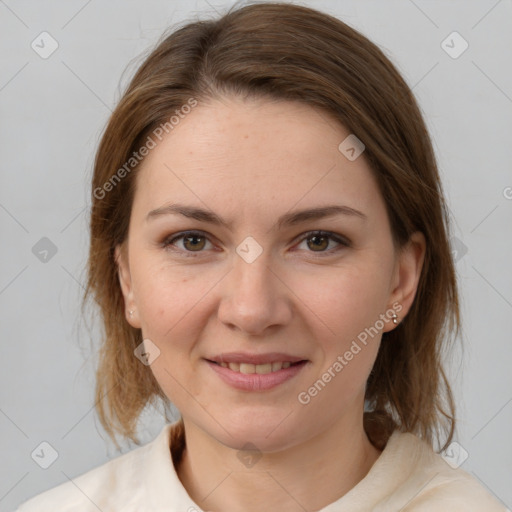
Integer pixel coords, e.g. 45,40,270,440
162,229,350,257
162,230,214,255
295,230,350,254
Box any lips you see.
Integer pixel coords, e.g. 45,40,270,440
205,352,308,391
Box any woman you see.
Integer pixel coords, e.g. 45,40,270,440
16,2,506,511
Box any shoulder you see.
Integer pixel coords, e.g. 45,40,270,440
15,424,175,512
375,431,507,511
15,443,150,512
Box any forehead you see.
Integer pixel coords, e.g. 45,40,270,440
132,97,385,224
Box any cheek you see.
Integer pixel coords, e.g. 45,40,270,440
130,261,221,402
135,266,209,400
293,271,387,409
291,261,392,395
296,262,392,338
132,259,204,333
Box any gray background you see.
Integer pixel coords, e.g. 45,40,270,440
1,0,511,510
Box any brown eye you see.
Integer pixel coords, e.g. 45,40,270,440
296,231,350,255
162,230,349,258
182,234,206,251
306,234,330,251
162,231,213,255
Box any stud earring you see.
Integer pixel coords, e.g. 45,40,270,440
129,310,134,318
391,312,399,325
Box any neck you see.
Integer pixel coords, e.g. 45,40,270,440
175,411,382,512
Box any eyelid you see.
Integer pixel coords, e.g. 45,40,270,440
161,230,216,256
294,230,351,248
161,229,351,256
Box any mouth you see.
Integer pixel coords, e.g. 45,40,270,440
209,360,303,374
205,353,309,391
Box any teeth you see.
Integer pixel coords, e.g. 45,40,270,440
220,361,296,374
239,363,255,374
256,363,272,374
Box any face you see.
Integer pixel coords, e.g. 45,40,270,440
116,96,424,452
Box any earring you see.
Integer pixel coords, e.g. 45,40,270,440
391,312,399,325
129,310,134,318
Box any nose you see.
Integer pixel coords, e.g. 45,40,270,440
217,250,293,336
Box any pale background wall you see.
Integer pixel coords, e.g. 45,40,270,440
0,0,511,510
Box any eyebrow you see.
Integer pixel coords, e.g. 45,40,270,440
146,203,367,230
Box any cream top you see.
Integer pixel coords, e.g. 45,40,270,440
16,421,506,511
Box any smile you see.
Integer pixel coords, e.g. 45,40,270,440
205,355,308,391
217,361,294,374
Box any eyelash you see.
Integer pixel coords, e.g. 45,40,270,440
161,230,351,258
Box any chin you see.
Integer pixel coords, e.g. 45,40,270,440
200,409,304,452
221,429,299,453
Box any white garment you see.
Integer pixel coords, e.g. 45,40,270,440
15,421,506,511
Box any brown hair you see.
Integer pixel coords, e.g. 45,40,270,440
84,1,460,451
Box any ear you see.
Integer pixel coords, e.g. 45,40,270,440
114,243,141,329
383,231,426,332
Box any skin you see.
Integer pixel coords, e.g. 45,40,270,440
116,95,425,512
